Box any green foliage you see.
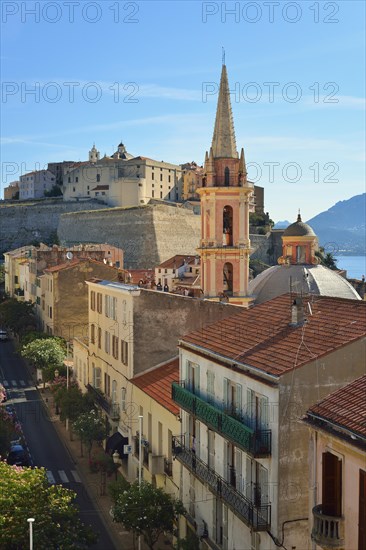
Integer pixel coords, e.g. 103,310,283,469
0,264,4,285
19,330,54,349
0,407,21,456
73,410,107,459
175,531,200,550
249,212,274,228
0,298,36,335
112,480,185,549
89,450,119,476
315,248,338,270
0,461,97,549
59,386,94,423
44,184,63,197
21,338,65,372
108,475,131,504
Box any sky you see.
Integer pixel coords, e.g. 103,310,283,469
1,0,365,221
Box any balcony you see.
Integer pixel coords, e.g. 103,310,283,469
312,505,344,548
172,382,271,457
173,436,270,531
86,384,120,420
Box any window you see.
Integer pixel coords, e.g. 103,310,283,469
112,335,119,359
207,371,215,404
121,387,126,411
93,365,101,389
105,295,117,319
104,373,110,396
104,331,110,354
75,177,78,183
49,306,53,319
96,174,100,182
160,191,162,198
14,275,19,284
224,379,242,418
322,452,342,517
73,187,75,192
97,327,102,349
152,172,154,180
160,174,163,182
90,323,95,344
68,177,71,183
121,340,128,365
112,380,117,404
224,166,230,186
97,292,102,313
186,361,200,394
168,175,171,183
90,291,96,311
152,191,154,198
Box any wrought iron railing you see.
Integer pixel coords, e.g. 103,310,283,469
312,505,344,548
172,382,271,457
172,436,270,531
86,384,120,420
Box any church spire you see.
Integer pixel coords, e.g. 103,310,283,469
211,63,238,159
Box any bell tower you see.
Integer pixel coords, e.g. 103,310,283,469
197,63,254,306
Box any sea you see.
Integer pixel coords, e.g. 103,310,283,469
335,256,366,279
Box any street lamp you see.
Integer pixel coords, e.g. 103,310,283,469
27,518,35,550
138,415,143,550
112,450,122,481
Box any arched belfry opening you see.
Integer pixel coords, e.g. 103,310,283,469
224,167,230,186
223,263,233,295
223,206,233,246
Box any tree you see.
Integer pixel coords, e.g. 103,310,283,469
112,480,185,549
44,184,63,197
315,247,338,270
0,298,36,335
72,410,107,458
0,461,97,549
21,338,65,381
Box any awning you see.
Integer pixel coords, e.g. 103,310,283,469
105,431,129,458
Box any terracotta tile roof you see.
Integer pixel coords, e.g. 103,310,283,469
128,269,154,284
131,358,179,415
91,185,109,191
158,255,198,269
305,374,366,440
180,294,366,377
44,259,81,272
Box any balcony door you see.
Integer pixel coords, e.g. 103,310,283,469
322,452,342,517
186,361,200,395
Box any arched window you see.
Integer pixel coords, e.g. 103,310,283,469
224,167,230,186
223,206,233,246
223,263,233,294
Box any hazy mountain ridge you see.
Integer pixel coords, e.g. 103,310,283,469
307,194,365,255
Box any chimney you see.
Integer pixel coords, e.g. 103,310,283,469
290,297,305,327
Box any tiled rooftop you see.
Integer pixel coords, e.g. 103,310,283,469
180,294,366,377
158,255,199,269
131,358,179,415
306,374,366,440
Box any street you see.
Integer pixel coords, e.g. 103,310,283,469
0,338,117,550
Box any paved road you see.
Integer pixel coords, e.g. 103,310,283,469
0,338,117,550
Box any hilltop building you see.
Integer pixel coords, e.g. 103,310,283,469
19,170,56,200
62,142,183,207
248,213,361,302
3,181,19,200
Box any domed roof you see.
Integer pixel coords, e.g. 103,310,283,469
283,213,316,237
248,264,361,304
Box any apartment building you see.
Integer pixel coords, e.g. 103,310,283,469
304,374,366,550
172,294,366,550
19,170,56,199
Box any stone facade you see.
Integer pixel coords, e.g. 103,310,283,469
58,204,202,269
0,200,109,255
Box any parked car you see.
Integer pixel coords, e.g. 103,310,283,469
0,329,8,342
7,444,29,467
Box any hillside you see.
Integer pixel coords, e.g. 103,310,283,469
306,193,365,255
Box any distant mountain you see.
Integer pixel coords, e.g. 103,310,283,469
306,193,366,255
273,220,290,229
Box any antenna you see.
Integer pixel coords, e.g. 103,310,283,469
66,251,73,260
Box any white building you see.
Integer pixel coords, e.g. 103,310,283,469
19,170,56,199
63,143,183,207
173,294,366,550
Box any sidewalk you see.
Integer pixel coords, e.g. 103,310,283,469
40,386,146,550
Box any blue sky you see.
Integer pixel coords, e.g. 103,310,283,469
1,0,365,221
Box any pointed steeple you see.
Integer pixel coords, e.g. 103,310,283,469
211,64,238,159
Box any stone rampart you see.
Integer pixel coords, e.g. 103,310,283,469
0,199,107,254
